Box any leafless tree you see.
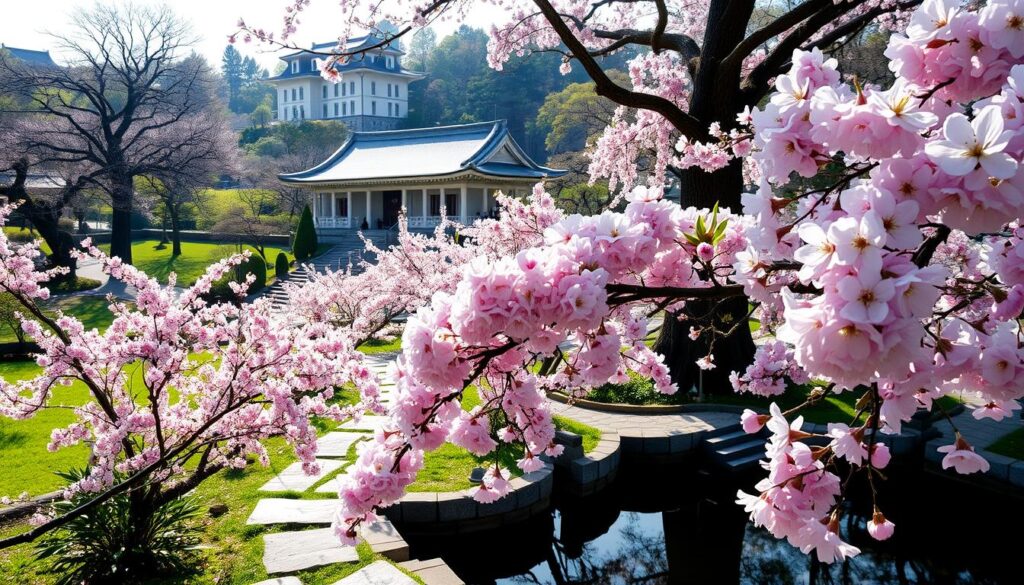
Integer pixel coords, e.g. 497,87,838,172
0,4,233,264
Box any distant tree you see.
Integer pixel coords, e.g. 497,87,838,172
222,44,244,111
533,73,626,154
211,187,290,259
292,204,318,261
250,97,273,128
406,28,436,71
0,4,230,265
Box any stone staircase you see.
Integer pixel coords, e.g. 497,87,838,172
700,424,769,473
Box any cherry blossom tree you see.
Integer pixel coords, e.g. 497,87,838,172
0,205,378,548
234,0,1024,562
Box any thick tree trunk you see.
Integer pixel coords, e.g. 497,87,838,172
654,296,755,395
167,201,182,257
655,155,755,392
109,173,134,264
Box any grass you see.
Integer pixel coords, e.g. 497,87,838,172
98,240,292,286
3,227,52,255
988,428,1024,460
0,295,118,344
47,277,102,294
0,360,93,498
356,336,402,355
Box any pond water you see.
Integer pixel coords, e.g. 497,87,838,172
404,462,1023,585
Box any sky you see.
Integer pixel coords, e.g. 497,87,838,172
0,0,503,72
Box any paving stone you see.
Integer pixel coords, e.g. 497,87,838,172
399,558,466,585
400,492,438,522
316,432,365,457
339,415,391,433
437,492,477,521
263,528,358,574
329,560,416,585
253,578,302,585
259,459,344,493
247,498,339,525
361,518,409,561
315,474,346,494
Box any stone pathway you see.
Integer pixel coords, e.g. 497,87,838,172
548,401,739,456
258,459,345,493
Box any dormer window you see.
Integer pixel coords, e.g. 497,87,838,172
310,58,317,71
386,56,394,69
290,60,299,74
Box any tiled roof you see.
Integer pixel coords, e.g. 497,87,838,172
1,45,58,68
279,120,565,184
271,34,420,80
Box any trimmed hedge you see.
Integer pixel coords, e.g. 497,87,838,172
205,249,268,303
293,205,318,261
275,251,289,279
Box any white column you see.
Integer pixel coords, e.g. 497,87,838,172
481,188,487,218
401,189,407,215
421,189,428,224
365,191,373,229
331,193,337,221
459,186,467,224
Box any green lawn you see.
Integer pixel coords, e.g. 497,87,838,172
0,295,118,344
0,360,93,498
356,336,402,355
98,240,292,286
988,428,1024,460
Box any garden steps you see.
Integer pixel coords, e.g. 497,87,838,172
700,423,768,473
258,459,345,492
262,521,409,574
398,558,466,585
329,560,417,585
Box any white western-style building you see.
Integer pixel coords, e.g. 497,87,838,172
278,120,566,238
268,33,425,131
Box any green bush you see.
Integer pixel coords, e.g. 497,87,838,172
49,276,102,294
206,248,268,303
275,251,290,279
293,204,318,261
586,373,682,406
36,469,202,585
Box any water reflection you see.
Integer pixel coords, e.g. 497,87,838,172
404,463,1022,585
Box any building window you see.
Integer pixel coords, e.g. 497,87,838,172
282,89,287,103
336,196,348,217
299,87,304,100
322,85,328,99
292,106,297,119
334,83,339,97
334,102,339,117
395,85,400,98
310,58,317,70
387,103,393,116
386,56,394,69
429,193,441,216
323,103,328,117
350,100,355,114
387,84,392,97
341,83,346,97
291,88,296,101
395,103,400,117
349,81,355,95
342,102,347,116
300,105,305,119
445,192,458,215
371,81,376,95
290,60,298,74
371,101,376,115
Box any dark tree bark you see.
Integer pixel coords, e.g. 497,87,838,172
164,199,183,257
109,173,134,264
0,159,78,282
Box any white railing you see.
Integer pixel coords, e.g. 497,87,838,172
407,216,444,229
315,217,352,229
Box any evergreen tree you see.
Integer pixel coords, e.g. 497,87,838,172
222,45,243,112
292,205,318,261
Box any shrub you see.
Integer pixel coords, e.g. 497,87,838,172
36,469,202,585
292,204,318,261
275,251,290,279
49,276,102,294
206,248,268,303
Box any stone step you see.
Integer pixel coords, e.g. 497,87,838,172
248,498,339,525
259,459,345,493
253,577,302,585
316,432,366,457
339,415,391,433
724,450,766,471
702,429,749,449
329,560,416,585
398,558,465,585
263,521,408,575
715,439,765,459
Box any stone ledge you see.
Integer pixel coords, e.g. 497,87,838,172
548,391,748,414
